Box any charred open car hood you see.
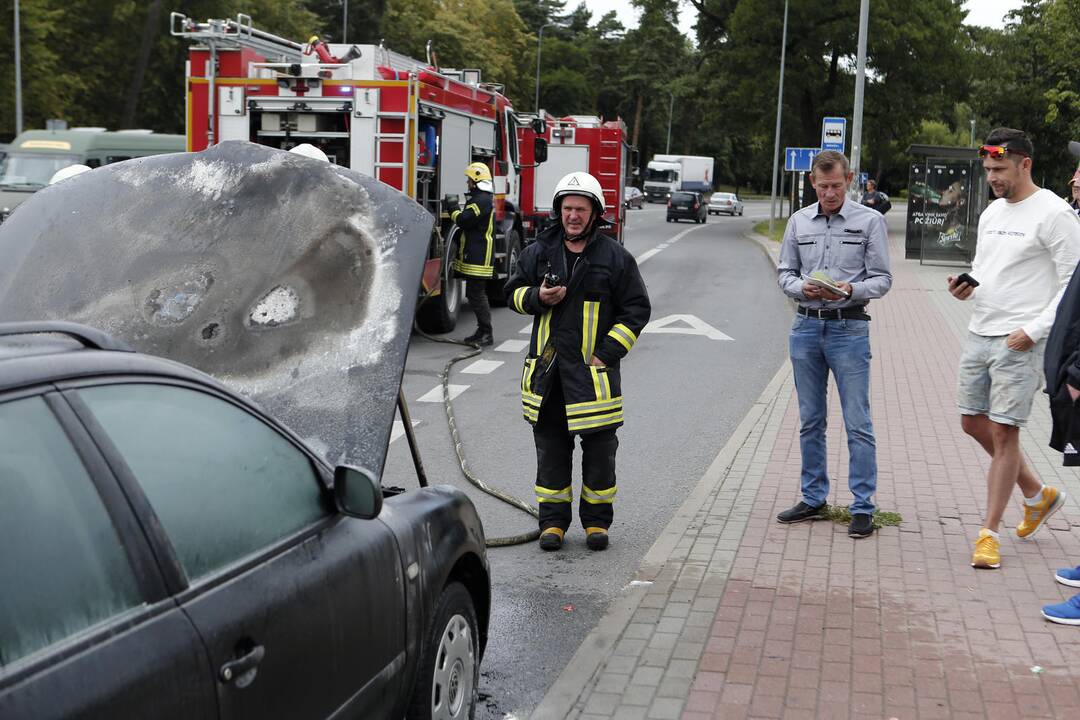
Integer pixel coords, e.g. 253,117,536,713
0,141,433,474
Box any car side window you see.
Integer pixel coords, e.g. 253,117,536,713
0,396,142,668
78,384,331,582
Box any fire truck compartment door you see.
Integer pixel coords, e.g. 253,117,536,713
470,120,496,157
534,144,589,212
439,115,471,200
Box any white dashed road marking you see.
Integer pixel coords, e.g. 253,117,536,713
636,224,705,266
417,384,468,403
495,339,529,353
461,359,505,374
390,420,420,444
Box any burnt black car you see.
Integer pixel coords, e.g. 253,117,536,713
666,190,707,223
0,143,490,719
0,322,489,720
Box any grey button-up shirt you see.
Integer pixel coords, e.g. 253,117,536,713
777,198,893,308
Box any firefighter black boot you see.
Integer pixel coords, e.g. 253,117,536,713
585,527,609,551
462,329,494,347
539,528,564,551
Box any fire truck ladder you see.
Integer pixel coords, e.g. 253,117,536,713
171,12,306,147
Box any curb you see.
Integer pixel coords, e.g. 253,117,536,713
530,359,793,720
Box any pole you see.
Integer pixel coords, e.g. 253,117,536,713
534,24,551,112
14,0,23,135
849,0,870,188
970,118,976,146
768,0,789,237
665,92,674,154
342,0,348,43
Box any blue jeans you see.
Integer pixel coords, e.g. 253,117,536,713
789,315,877,515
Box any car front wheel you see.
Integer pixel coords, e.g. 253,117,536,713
407,583,479,720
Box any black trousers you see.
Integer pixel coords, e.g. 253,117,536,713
534,378,618,531
465,278,491,334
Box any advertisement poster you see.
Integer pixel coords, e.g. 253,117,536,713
905,160,983,264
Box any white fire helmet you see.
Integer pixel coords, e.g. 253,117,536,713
552,171,605,215
288,143,329,163
48,164,91,185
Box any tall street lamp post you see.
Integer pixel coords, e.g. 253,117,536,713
534,23,554,112
849,0,870,189
342,0,348,43
768,0,790,237
665,92,675,154
14,0,23,135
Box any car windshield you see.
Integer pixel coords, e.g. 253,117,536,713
645,168,677,183
0,153,81,190
671,192,695,202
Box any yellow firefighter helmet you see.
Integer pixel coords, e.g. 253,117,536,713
464,162,493,183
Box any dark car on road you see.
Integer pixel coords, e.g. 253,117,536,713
666,190,707,223
623,185,644,209
0,322,490,720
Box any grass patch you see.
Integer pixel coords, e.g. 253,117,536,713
823,505,903,529
753,218,788,243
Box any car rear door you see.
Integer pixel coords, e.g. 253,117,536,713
69,381,408,719
0,391,215,719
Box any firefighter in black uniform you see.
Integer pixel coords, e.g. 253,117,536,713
505,172,651,551
446,162,496,346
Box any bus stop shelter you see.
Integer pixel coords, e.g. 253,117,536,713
904,144,988,266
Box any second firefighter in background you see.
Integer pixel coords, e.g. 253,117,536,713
447,162,496,346
505,172,651,552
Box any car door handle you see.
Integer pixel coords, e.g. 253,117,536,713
220,645,265,684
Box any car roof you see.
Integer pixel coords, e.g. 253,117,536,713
0,322,230,396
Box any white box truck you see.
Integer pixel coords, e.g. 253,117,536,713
642,154,714,202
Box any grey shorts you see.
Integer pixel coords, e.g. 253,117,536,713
956,332,1046,426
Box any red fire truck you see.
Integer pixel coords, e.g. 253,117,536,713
173,13,632,333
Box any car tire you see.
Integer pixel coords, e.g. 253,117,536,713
407,582,479,720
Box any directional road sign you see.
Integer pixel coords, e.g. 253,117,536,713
785,147,818,173
821,116,846,152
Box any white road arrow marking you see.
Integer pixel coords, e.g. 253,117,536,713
643,314,734,341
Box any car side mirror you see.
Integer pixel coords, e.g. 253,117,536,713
531,118,546,134
334,465,383,519
533,138,548,164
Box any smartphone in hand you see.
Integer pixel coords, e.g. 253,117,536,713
953,272,980,289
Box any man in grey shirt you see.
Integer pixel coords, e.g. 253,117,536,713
775,150,893,538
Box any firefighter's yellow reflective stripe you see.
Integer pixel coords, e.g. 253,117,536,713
582,301,600,362
535,485,572,503
582,485,617,504
587,365,611,401
466,203,481,214
567,411,624,431
537,311,552,354
452,260,494,278
608,323,637,352
484,209,494,266
451,209,462,222
513,286,529,313
565,397,622,416
522,359,538,394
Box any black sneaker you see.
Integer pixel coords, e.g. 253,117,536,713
462,331,494,347
848,513,874,538
776,501,826,524
539,528,564,551
585,528,609,551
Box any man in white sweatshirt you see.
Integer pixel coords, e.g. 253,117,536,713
949,128,1080,570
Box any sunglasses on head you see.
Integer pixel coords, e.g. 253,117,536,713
978,144,1029,159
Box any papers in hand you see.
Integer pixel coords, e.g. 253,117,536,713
802,271,851,298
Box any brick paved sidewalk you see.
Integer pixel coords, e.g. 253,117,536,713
532,218,1080,720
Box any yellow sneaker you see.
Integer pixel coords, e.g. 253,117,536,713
971,529,1001,569
1017,486,1065,539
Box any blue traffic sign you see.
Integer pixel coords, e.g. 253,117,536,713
821,116,846,152
785,147,819,172
858,172,869,186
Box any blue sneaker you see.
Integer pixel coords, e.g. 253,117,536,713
1042,594,1080,625
1056,566,1080,588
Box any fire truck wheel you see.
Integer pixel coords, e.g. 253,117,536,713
417,229,462,334
487,230,522,307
